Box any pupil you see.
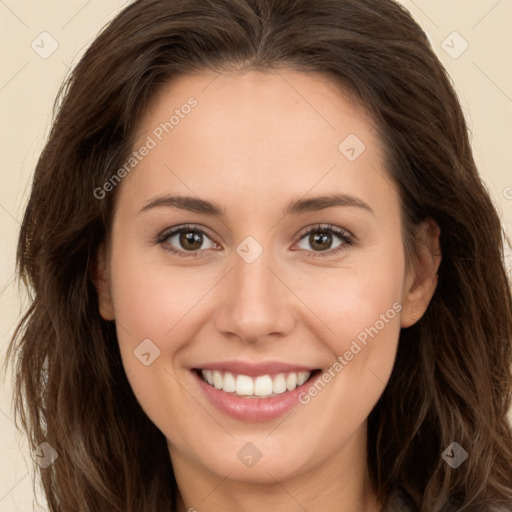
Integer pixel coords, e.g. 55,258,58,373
180,231,202,250
311,231,332,251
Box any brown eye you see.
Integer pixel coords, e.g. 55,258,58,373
296,225,354,257
308,231,334,251
158,225,217,256
179,230,204,251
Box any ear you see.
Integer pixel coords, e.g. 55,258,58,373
91,243,115,321
401,217,441,328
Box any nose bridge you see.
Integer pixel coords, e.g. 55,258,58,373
234,248,275,307
214,239,295,342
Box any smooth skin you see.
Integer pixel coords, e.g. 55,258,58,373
94,69,441,512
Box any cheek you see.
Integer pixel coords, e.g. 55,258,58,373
109,253,214,345
292,249,404,413
297,248,405,349
108,254,210,433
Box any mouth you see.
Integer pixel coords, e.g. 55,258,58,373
191,361,323,421
190,360,322,422
195,368,320,398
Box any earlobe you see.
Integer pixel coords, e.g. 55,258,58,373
401,217,441,328
91,243,115,321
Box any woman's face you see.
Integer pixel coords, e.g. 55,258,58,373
96,69,437,489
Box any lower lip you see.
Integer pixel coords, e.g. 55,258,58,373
194,371,320,422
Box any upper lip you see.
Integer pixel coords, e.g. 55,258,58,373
194,360,318,377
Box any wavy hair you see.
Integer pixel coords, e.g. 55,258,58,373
5,0,512,510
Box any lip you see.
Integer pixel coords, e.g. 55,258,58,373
192,364,321,422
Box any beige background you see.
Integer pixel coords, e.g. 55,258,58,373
1,1,511,510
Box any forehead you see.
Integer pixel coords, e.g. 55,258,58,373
118,68,397,218
137,68,374,147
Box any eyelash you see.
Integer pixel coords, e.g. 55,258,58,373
155,223,355,259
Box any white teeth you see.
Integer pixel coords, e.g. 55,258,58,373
200,369,312,397
204,369,214,385
286,372,298,391
223,372,236,393
297,371,310,386
213,370,223,389
272,373,287,394
254,375,273,396
235,375,254,395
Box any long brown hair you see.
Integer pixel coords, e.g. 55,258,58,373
5,0,512,510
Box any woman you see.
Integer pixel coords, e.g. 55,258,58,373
6,0,512,510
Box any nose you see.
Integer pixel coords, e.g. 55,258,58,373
213,245,297,345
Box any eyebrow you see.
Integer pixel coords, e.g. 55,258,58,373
139,193,374,217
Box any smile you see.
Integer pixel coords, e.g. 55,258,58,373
199,369,313,397
193,362,322,422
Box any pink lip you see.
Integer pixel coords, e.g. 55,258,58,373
196,360,316,377
192,367,321,423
